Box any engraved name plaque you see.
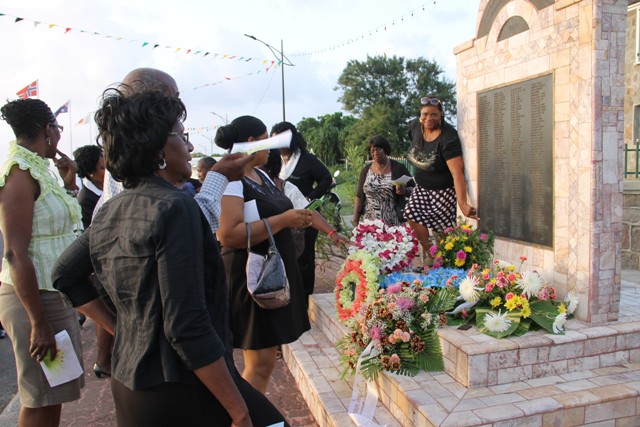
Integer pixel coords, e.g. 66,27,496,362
477,74,553,247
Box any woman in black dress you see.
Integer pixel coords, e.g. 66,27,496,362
216,116,312,394
271,122,332,300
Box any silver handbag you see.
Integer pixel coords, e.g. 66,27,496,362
246,219,291,309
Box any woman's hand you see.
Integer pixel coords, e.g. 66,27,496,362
286,209,314,228
54,149,78,190
395,185,410,196
460,202,479,220
30,321,57,362
330,232,351,247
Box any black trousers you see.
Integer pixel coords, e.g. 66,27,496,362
111,376,287,427
298,227,319,300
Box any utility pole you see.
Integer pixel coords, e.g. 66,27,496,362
244,34,294,121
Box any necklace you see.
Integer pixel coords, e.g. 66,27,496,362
372,158,390,174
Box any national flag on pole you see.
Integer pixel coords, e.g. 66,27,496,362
54,100,69,117
16,80,38,99
76,112,92,126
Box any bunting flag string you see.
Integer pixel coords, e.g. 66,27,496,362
191,61,280,91
290,2,437,57
0,12,270,64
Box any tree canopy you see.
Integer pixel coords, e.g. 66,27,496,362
335,55,456,153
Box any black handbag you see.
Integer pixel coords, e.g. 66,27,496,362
246,219,291,309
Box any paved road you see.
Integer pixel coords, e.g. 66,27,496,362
0,332,17,413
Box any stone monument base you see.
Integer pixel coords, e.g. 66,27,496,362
283,283,640,426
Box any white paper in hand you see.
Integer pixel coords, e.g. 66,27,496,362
39,329,83,387
390,175,413,186
230,130,292,154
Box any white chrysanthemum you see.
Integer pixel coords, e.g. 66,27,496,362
565,292,578,314
484,310,512,333
517,271,543,298
459,276,482,302
552,313,567,334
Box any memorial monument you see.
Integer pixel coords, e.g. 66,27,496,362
455,0,626,323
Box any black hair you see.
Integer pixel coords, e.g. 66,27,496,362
198,156,217,169
73,145,103,179
0,98,55,140
262,149,283,180
94,88,187,189
214,115,267,150
271,121,307,154
369,135,391,156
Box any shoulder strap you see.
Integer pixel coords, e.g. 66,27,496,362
262,218,277,247
246,219,277,254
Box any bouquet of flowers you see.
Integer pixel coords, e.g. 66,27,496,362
350,219,418,274
430,219,494,270
449,257,578,338
337,279,458,380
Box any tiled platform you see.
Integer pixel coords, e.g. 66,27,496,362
283,278,640,426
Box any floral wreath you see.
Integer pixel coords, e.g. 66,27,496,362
335,250,380,323
349,219,418,274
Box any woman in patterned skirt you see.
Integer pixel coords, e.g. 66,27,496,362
353,135,414,226
404,96,479,259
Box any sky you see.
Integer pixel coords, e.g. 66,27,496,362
0,0,479,158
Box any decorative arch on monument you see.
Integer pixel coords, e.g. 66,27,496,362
477,0,553,39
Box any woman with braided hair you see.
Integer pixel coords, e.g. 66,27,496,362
0,98,84,427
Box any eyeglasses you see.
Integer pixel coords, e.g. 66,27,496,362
50,123,64,132
420,97,441,106
169,131,190,145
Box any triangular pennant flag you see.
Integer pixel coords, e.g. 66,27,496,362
49,23,55,29
65,27,71,33
15,17,23,23
142,42,149,47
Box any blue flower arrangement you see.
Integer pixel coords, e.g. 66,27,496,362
379,267,465,289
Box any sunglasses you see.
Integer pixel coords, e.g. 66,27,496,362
420,97,441,106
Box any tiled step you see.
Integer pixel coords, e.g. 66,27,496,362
310,293,640,389
283,293,640,426
282,323,403,426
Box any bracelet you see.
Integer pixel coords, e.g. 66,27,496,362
65,188,79,198
328,229,337,237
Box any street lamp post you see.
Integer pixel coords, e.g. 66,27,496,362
244,34,294,121
210,112,228,124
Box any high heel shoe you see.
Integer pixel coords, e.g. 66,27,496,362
93,363,111,379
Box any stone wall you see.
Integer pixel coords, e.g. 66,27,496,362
455,0,626,323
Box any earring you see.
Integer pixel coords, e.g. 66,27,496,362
46,137,52,146
158,159,167,170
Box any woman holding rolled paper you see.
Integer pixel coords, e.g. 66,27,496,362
216,116,311,394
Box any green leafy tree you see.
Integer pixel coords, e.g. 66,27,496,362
298,113,356,166
336,55,456,147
